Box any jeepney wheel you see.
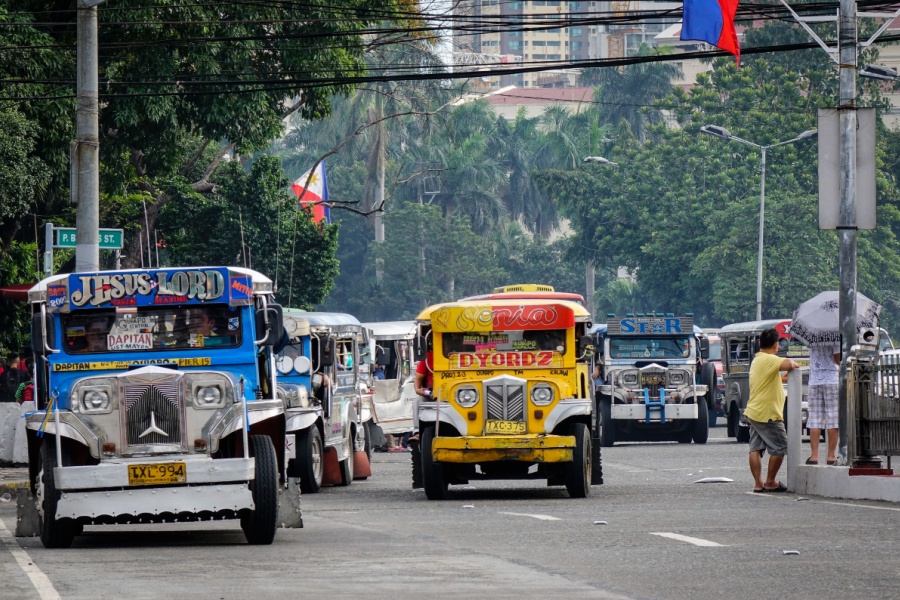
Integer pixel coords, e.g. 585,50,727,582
421,426,448,500
356,420,372,460
564,423,591,498
339,429,355,486
240,435,279,545
692,397,709,444
599,397,616,448
296,426,324,494
36,438,78,549
727,405,738,438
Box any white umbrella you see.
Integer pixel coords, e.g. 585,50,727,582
790,291,882,346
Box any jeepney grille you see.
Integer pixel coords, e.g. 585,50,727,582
485,381,525,422
124,382,182,447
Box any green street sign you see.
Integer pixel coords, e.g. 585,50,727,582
55,228,123,250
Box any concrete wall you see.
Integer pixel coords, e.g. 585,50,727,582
0,402,31,465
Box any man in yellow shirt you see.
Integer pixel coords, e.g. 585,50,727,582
745,328,800,492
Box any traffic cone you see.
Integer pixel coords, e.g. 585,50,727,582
321,446,342,486
353,450,372,479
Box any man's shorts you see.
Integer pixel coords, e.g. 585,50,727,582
747,417,787,457
806,384,839,430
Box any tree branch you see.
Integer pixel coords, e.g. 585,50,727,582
191,142,235,193
180,138,212,177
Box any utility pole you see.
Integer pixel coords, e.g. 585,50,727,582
370,96,386,283
836,0,858,463
74,0,104,273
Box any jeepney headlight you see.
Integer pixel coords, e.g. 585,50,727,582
621,370,639,386
667,369,688,386
193,383,225,409
79,386,111,413
456,387,479,408
531,385,554,406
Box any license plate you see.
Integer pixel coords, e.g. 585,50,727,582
127,462,187,486
485,420,526,435
642,375,663,385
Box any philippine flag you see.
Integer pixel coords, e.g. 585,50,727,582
680,0,741,64
291,162,331,224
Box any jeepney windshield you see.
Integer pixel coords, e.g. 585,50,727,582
441,329,567,357
609,336,691,359
779,338,809,358
62,305,242,354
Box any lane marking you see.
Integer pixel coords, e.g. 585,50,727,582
813,499,900,512
0,518,61,600
499,512,561,521
650,532,725,547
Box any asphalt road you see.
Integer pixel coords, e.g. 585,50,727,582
1,428,898,600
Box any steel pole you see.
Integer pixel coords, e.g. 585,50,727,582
837,0,858,464
756,147,766,321
74,0,100,273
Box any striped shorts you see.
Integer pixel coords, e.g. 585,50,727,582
807,384,839,430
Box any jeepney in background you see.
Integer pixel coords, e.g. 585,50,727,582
26,267,287,548
278,310,375,492
594,314,713,446
360,321,418,440
719,319,809,442
413,298,600,500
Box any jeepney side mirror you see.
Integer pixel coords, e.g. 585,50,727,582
31,312,56,355
594,335,604,357
319,338,335,368
376,345,391,366
699,336,710,360
255,303,285,346
414,334,428,361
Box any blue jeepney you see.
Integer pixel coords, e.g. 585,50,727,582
278,310,378,493
26,267,287,548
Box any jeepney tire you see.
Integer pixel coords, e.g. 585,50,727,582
599,397,616,447
564,423,591,498
339,429,355,486
296,426,324,494
692,397,709,444
37,438,78,549
421,427,448,500
241,435,279,545
727,405,738,438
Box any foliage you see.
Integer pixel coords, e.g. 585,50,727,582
157,155,340,309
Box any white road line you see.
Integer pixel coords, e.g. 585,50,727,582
813,500,900,512
649,532,725,547
0,519,61,600
498,512,561,521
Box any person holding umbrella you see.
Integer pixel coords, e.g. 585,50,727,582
791,290,882,465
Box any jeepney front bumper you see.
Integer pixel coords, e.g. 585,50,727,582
51,456,255,520
610,404,698,421
431,434,575,464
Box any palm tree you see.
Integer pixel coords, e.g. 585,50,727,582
580,44,682,140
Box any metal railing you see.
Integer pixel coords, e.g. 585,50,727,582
848,349,900,464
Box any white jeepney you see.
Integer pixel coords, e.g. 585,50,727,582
361,321,418,438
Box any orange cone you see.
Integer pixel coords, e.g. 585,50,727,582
353,450,372,479
321,447,342,486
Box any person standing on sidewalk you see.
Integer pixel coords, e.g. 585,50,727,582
745,328,800,493
806,343,841,465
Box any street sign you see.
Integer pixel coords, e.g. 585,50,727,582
55,227,124,249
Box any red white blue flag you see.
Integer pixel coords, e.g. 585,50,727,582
291,162,331,224
680,0,741,64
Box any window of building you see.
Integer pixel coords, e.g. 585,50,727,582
508,40,521,49
569,2,582,10
533,40,545,46
509,30,522,37
532,0,546,5
533,53,546,59
571,27,582,36
571,41,582,51
547,0,561,5
509,1,522,7
548,28,560,33
546,53,561,59
547,40,561,47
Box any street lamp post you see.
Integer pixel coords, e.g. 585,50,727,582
700,126,817,321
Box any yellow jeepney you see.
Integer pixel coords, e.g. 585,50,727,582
412,298,600,499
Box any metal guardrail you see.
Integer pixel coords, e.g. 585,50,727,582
849,349,900,461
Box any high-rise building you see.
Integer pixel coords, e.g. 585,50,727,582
453,1,591,89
